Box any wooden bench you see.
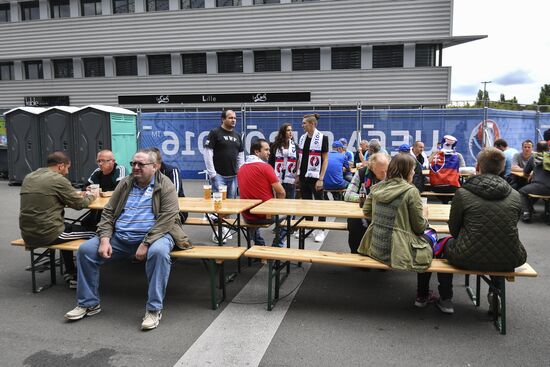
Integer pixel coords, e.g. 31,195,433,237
280,219,348,250
421,191,455,197
430,224,450,234
325,188,347,201
244,246,537,335
11,239,246,310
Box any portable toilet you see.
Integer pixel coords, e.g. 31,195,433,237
4,107,47,184
73,105,137,184
39,106,79,183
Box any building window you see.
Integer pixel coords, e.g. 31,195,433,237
53,59,74,78
373,45,403,68
254,50,280,72
216,0,240,7
148,54,171,75
50,0,70,18
292,48,320,71
182,53,206,74
181,0,204,8
218,52,243,73
147,0,169,11
0,62,14,80
0,4,11,22
83,57,105,77
291,0,319,2
24,60,43,79
81,0,101,15
21,1,40,21
416,44,438,67
113,0,134,14
254,0,279,4
115,56,137,76
332,47,360,70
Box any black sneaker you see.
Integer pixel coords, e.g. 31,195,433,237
521,212,532,223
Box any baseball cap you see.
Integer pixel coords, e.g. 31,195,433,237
339,138,348,145
396,144,411,152
332,141,344,149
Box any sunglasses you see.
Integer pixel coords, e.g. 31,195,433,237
129,161,154,168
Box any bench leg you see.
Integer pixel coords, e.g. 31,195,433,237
30,248,56,293
479,275,507,335
204,259,225,310
267,260,275,311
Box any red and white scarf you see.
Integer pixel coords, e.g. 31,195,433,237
298,129,323,179
274,140,297,184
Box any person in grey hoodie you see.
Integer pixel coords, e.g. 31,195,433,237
519,140,550,222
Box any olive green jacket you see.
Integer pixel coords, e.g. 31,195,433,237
98,171,191,249
358,178,432,271
19,168,94,246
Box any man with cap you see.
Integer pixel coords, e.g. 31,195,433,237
396,144,425,192
323,141,350,200
339,138,354,181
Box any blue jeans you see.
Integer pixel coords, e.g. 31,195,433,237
211,175,238,199
244,217,287,247
283,182,296,199
76,234,175,311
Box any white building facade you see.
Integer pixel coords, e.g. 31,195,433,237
0,0,484,110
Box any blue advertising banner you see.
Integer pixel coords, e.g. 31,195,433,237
139,109,544,179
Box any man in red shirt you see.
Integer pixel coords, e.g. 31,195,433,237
238,139,286,246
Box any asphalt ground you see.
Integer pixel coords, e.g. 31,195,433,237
0,179,548,367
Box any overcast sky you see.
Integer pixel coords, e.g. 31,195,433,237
445,0,549,105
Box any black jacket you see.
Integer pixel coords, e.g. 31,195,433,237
447,174,527,271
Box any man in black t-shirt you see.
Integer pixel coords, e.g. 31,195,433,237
296,113,329,242
203,109,245,199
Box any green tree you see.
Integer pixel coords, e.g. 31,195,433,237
537,84,550,111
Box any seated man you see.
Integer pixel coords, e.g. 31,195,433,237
428,148,527,314
324,141,350,199
81,150,126,230
509,139,533,190
147,147,188,223
412,140,429,169
494,138,518,177
519,140,550,222
86,149,126,192
237,139,285,247
64,149,190,330
344,152,389,253
19,151,98,288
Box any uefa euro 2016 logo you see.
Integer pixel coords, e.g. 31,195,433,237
468,119,501,161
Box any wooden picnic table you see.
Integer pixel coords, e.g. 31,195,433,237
510,171,525,178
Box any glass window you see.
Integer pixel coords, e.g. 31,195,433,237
181,0,204,8
81,0,101,16
216,0,240,7
292,48,320,71
0,4,11,23
182,53,206,74
291,0,319,2
147,0,169,11
21,1,40,21
83,57,105,77
217,51,243,73
50,0,70,18
53,59,74,78
373,45,403,68
148,54,171,75
113,0,134,14
24,60,43,79
332,47,361,70
415,44,438,67
254,0,279,4
254,50,280,72
0,62,14,81
115,56,137,76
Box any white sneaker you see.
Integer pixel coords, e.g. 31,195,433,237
65,304,101,320
314,230,326,242
141,310,162,330
222,227,233,240
212,233,226,244
294,231,300,239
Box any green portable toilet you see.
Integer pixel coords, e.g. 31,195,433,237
73,105,137,184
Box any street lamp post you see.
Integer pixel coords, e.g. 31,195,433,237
481,81,492,147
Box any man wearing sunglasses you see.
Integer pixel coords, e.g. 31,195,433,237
65,149,191,331
85,150,126,192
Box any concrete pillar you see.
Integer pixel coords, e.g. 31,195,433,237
171,53,182,75
243,50,254,73
104,56,115,77
137,55,147,76
320,47,331,71
361,45,372,69
403,43,415,68
206,51,217,74
281,48,291,72
39,0,48,19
